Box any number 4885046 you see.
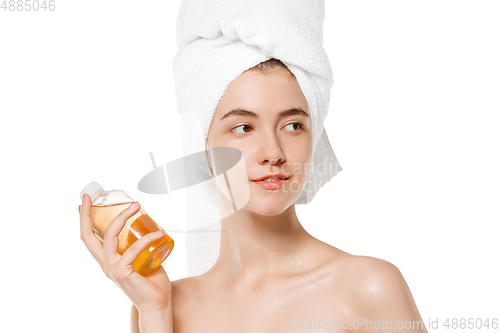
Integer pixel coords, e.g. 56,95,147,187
1,0,56,11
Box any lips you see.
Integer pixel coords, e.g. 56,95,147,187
252,173,289,182
251,173,290,190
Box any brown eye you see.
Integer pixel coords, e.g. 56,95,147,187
284,122,303,133
232,124,253,136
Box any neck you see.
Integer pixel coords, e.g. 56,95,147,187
209,197,312,283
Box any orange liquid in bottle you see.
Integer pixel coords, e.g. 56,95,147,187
89,202,174,276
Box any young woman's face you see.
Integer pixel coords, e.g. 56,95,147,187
206,69,313,216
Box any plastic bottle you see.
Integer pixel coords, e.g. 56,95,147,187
80,181,174,276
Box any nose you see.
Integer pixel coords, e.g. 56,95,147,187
258,131,285,165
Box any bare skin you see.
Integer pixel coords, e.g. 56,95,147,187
161,69,428,332
126,68,428,332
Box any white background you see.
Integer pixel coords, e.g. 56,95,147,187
1,0,498,332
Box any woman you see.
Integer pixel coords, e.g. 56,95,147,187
79,59,428,332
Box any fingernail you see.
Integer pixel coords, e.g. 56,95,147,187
154,229,165,235
128,202,139,210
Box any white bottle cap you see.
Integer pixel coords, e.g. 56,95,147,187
80,181,104,201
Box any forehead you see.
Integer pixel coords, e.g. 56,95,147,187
214,70,309,118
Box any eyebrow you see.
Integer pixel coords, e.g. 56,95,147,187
219,107,309,121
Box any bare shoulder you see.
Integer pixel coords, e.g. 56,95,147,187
171,275,198,291
333,254,403,281
169,277,203,331
324,253,409,299
171,276,202,308
307,242,404,290
171,274,214,316
325,254,427,330
311,240,399,277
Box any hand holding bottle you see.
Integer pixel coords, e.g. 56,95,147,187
79,194,173,313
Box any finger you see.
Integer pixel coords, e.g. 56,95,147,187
80,194,104,264
103,202,141,263
118,230,166,269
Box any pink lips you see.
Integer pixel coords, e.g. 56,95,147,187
251,178,289,190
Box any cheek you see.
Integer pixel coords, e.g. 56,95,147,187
212,148,252,207
289,163,310,184
206,123,227,146
288,142,313,168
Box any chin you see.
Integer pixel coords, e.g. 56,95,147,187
243,191,297,216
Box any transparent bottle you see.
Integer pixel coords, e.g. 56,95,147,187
80,181,174,276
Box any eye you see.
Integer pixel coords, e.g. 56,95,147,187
283,122,303,133
231,124,253,136
230,122,303,136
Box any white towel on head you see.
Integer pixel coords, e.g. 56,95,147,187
172,0,343,277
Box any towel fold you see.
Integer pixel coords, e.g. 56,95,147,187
172,0,342,277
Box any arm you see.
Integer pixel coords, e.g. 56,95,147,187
131,304,140,333
131,304,173,333
139,308,174,333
